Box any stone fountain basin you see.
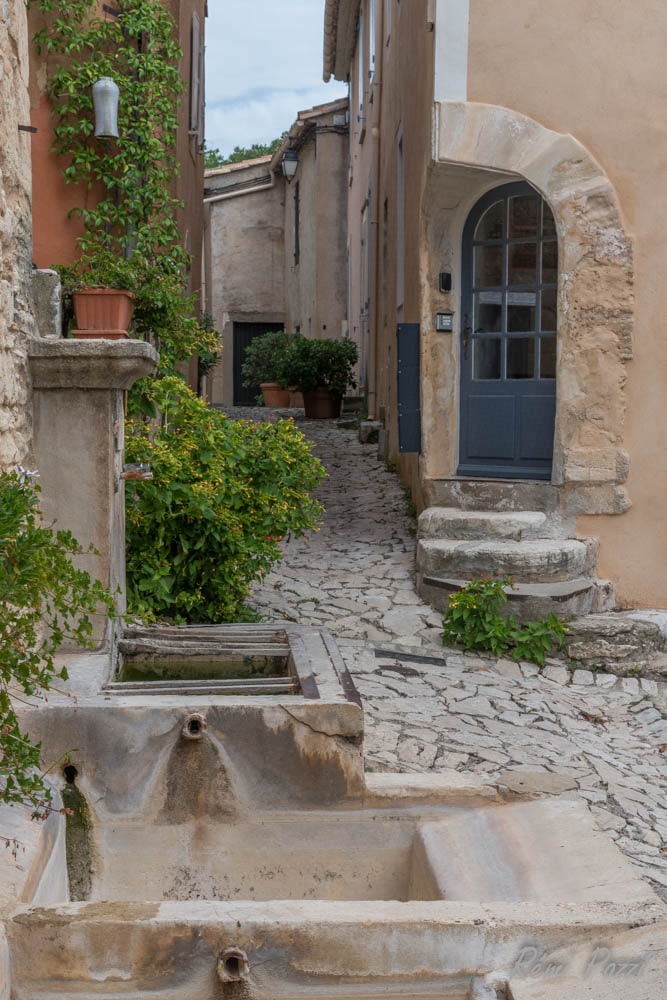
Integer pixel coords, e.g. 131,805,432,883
7,894,666,1000
6,772,665,999
3,629,666,998
42,796,664,906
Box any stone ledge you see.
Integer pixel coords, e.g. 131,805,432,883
564,613,666,672
28,337,158,390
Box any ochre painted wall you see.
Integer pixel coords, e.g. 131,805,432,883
467,0,667,606
28,1,205,300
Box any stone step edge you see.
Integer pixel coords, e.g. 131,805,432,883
418,537,595,553
417,507,548,541
417,537,599,582
420,575,604,602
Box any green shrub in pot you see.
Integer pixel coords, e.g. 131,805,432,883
241,330,294,390
282,337,358,400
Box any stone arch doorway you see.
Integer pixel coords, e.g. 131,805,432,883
459,181,558,479
422,102,633,516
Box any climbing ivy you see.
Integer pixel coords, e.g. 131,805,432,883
32,0,184,265
31,0,217,369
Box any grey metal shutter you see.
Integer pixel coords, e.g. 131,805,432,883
397,323,421,453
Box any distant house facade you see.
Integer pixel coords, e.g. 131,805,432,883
204,156,287,405
324,0,667,611
203,99,349,406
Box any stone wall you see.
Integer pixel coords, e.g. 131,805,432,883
0,1,35,470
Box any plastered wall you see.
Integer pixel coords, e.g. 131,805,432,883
466,0,666,605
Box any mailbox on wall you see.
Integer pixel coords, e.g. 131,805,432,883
436,312,454,332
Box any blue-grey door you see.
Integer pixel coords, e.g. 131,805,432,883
458,183,557,479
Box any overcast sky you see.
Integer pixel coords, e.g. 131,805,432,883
205,0,348,157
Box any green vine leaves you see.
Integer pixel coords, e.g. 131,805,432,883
32,0,185,266
31,0,219,370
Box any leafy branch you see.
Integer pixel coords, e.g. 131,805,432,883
0,473,113,815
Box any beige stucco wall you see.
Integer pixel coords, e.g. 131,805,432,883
331,0,665,606
0,1,35,470
283,108,348,343
204,160,286,405
466,0,666,606
346,4,376,394
352,0,435,500
205,109,348,406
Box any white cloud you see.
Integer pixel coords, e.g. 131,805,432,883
205,0,347,156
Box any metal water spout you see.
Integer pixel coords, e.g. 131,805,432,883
181,713,207,741
159,713,238,822
217,947,249,983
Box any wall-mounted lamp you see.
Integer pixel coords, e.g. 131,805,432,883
93,77,119,138
281,147,298,182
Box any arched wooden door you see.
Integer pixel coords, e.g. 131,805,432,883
458,183,557,479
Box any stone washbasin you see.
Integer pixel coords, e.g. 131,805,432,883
2,625,665,999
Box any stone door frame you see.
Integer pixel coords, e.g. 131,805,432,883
421,101,633,517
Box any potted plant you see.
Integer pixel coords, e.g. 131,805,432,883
241,330,294,407
281,337,358,418
63,251,137,340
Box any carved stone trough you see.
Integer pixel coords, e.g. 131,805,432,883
2,626,665,999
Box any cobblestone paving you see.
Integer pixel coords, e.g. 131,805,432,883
227,408,667,900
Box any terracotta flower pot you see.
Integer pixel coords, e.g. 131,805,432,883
303,387,342,419
289,388,304,408
260,383,291,407
72,288,135,340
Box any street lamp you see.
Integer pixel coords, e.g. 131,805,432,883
281,147,298,182
93,77,119,138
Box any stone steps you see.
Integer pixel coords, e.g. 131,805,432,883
416,507,615,620
418,537,598,582
417,507,548,541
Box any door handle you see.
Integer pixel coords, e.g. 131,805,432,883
462,315,472,360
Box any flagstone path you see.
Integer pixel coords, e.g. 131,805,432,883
225,408,667,901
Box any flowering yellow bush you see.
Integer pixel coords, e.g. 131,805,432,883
125,377,325,622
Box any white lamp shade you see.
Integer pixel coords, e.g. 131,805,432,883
282,148,298,181
93,77,119,138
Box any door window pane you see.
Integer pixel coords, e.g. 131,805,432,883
475,294,502,333
508,304,536,332
508,243,537,285
507,337,535,379
541,288,557,331
475,200,504,241
540,336,557,378
475,245,503,287
509,196,539,238
542,241,557,284
473,338,501,380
